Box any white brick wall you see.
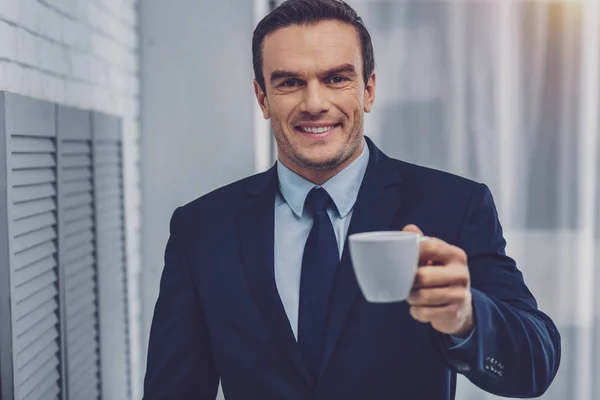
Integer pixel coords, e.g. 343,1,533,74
0,0,143,397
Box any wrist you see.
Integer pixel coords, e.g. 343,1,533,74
452,315,474,338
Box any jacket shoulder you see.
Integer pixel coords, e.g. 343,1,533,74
178,170,268,216
392,158,482,191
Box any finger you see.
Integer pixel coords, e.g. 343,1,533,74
402,224,424,236
407,286,467,307
410,303,461,323
419,238,467,265
412,263,469,289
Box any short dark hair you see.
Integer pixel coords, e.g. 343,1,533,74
252,0,375,92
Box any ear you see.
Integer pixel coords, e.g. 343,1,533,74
363,72,376,113
254,79,270,119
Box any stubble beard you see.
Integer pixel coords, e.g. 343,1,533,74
273,119,363,172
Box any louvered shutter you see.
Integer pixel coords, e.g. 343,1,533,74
2,93,62,400
1,94,131,400
93,112,131,400
0,92,13,400
57,106,100,400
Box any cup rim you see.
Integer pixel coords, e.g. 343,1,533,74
348,231,421,242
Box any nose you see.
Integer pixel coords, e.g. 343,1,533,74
299,81,330,116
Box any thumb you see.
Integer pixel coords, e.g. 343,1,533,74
403,224,424,236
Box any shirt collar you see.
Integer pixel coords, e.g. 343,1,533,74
277,139,370,218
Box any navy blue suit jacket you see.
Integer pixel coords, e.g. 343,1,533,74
144,138,560,399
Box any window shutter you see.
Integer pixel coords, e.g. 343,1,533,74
2,92,62,400
93,112,131,400
57,106,100,400
0,94,131,400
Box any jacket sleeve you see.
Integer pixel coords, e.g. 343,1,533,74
143,207,220,399
437,183,561,398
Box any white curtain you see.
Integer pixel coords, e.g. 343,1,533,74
348,1,600,399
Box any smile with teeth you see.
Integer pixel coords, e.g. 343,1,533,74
297,124,339,134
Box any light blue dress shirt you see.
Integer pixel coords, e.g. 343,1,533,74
273,139,474,348
274,141,370,340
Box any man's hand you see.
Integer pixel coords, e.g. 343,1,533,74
404,225,474,338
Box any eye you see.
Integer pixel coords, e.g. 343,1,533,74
280,79,303,87
328,75,348,84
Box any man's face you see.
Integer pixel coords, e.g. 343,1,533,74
254,21,376,181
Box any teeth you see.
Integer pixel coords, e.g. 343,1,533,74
300,125,335,134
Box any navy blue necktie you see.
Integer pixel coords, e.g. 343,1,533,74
298,187,339,381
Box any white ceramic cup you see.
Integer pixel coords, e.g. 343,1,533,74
348,231,428,303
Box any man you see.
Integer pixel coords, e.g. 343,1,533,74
143,0,561,399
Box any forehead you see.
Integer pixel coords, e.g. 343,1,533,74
262,20,362,74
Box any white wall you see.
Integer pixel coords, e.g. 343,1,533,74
0,0,143,397
140,0,258,339
139,2,264,397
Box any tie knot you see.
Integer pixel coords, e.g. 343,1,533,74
304,187,333,213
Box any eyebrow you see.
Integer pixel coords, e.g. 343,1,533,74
269,63,358,83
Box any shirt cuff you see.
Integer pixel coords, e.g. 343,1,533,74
447,328,476,350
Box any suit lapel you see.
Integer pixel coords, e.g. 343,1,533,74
319,138,405,379
237,166,313,386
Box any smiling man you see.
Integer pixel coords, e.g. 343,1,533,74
256,20,371,185
143,1,561,399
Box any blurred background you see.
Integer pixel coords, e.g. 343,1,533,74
0,0,598,399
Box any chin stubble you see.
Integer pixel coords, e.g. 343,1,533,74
273,118,363,171
293,137,361,171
